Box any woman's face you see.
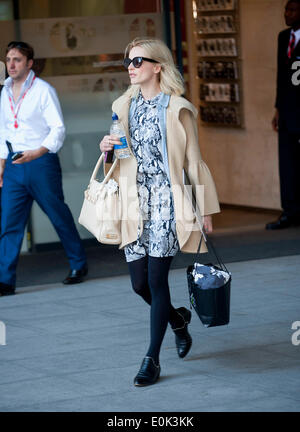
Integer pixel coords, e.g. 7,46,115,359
127,46,161,87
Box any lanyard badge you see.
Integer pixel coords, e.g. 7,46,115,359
8,75,36,129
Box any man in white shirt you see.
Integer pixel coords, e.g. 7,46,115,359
0,41,87,296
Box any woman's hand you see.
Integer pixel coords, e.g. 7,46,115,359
203,215,213,233
99,135,121,153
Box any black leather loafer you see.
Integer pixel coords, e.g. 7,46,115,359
266,214,300,230
0,282,16,296
172,307,192,359
62,265,88,285
134,357,161,387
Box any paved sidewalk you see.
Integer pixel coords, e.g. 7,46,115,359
0,255,299,412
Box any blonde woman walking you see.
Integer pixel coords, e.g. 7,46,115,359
100,38,220,386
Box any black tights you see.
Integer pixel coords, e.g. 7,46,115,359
128,255,184,364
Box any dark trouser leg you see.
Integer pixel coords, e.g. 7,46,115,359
0,161,33,285
278,131,300,218
28,154,86,270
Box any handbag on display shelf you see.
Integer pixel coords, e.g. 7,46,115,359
78,153,121,245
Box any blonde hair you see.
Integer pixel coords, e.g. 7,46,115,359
124,37,185,98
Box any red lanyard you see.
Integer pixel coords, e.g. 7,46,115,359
8,75,36,129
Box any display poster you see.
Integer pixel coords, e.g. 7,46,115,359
19,13,163,59
45,72,129,94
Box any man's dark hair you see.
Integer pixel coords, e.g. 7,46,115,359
6,41,34,61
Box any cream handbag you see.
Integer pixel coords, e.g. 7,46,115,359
78,153,121,244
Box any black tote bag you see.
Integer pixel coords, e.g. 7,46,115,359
183,169,231,327
187,236,231,327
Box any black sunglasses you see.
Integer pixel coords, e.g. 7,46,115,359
123,56,159,69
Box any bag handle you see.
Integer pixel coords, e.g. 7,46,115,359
183,169,229,273
90,153,119,185
197,234,229,273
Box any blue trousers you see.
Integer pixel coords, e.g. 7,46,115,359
0,153,87,286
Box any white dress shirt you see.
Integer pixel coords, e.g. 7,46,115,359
0,69,65,159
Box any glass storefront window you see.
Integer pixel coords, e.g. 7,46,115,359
0,0,164,248
0,0,13,20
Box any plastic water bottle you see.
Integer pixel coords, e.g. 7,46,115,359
110,112,131,159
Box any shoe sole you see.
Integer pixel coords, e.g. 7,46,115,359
134,376,160,387
62,279,84,285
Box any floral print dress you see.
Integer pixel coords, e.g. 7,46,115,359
124,91,179,263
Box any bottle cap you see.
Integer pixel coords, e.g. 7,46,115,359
112,112,119,121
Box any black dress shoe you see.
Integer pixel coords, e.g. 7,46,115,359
0,282,16,296
172,307,192,359
62,265,88,285
134,357,161,387
265,214,299,230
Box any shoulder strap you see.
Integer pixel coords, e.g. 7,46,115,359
90,153,118,185
184,169,229,273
